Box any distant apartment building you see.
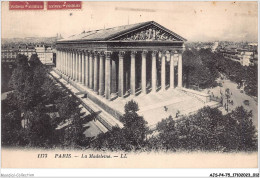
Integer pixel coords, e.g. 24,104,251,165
35,44,54,64
1,46,18,63
240,52,254,66
18,44,36,59
2,44,54,65
220,49,255,66
2,44,36,64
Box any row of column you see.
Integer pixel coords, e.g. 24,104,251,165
56,49,183,100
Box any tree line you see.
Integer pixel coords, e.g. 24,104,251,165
91,101,257,152
2,54,87,148
182,48,257,97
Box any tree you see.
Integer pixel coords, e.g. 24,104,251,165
121,100,148,148
182,49,218,89
223,106,257,151
8,54,46,112
1,110,23,146
23,105,55,148
183,50,197,88
154,116,179,151
244,65,257,97
149,106,257,152
90,100,149,151
56,95,81,123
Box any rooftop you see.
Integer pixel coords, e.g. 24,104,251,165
58,21,186,42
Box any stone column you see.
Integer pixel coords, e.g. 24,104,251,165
130,51,137,95
58,50,60,70
74,51,77,81
170,51,178,89
65,51,68,75
79,52,83,83
94,52,99,93
66,51,68,76
62,50,65,74
67,51,69,76
67,51,70,76
70,51,73,78
178,52,182,88
161,51,166,91
151,51,157,92
64,51,66,75
111,60,117,94
72,51,75,80
78,52,80,82
75,51,79,81
74,51,76,80
85,51,89,87
56,50,59,70
89,52,94,89
61,50,63,73
60,50,62,73
82,52,85,84
59,50,61,72
105,51,112,100
141,51,148,94
99,52,105,96
118,51,125,97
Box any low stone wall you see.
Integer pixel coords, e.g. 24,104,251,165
179,88,211,103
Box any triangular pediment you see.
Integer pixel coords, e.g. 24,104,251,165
108,21,186,42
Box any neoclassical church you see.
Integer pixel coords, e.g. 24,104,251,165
56,21,186,101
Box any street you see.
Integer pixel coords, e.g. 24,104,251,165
203,79,258,128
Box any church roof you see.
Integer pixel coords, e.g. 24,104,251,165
58,21,186,42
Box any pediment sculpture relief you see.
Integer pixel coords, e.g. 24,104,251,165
118,26,178,41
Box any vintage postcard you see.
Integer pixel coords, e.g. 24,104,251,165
1,0,258,176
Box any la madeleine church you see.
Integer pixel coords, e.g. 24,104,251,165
56,21,185,99
55,21,212,127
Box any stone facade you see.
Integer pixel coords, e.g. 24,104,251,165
56,21,186,101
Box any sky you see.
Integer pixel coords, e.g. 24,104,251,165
1,1,258,42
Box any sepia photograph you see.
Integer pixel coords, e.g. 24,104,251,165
1,1,258,176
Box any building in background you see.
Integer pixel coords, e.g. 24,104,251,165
217,42,257,66
35,44,54,64
1,45,18,63
211,41,219,52
18,44,36,59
